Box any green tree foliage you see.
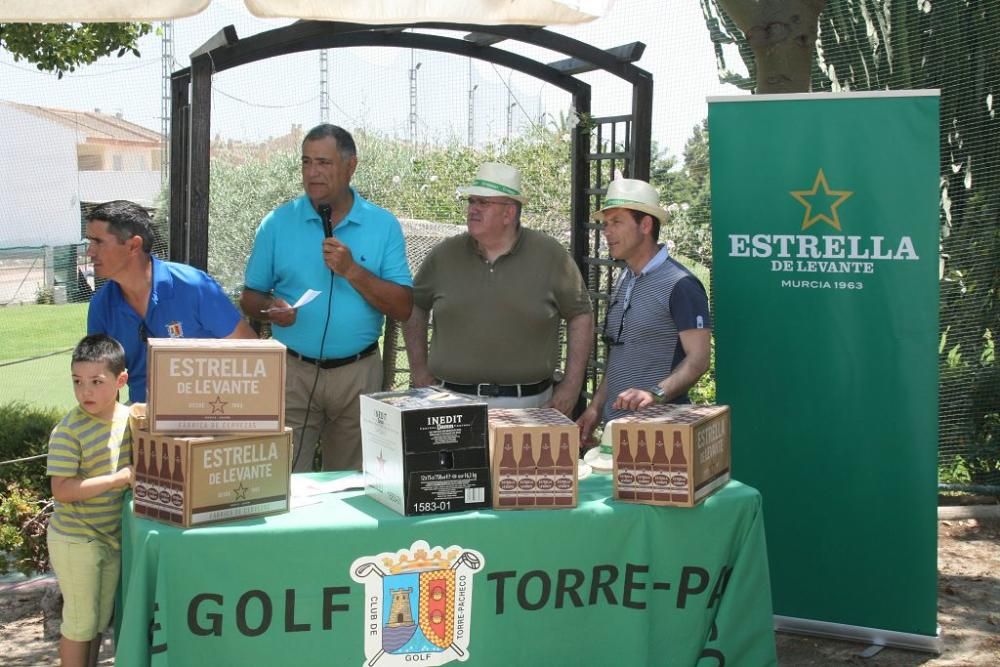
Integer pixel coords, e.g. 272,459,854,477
0,22,151,77
206,149,302,294
206,123,582,293
650,121,713,268
702,0,1000,481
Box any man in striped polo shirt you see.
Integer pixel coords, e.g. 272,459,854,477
577,178,712,446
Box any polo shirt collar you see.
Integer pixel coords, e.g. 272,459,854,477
469,225,525,260
630,244,669,278
304,188,363,231
148,256,172,309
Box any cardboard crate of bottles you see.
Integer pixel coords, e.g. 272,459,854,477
146,338,286,434
488,408,579,510
129,404,292,527
360,388,491,517
611,404,730,508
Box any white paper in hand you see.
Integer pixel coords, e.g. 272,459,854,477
261,289,322,314
289,289,321,309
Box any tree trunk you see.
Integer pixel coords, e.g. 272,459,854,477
717,0,826,93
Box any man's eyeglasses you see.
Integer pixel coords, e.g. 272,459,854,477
465,197,515,209
138,320,152,343
601,301,630,347
601,273,640,347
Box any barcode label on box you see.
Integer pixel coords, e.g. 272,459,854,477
465,487,485,504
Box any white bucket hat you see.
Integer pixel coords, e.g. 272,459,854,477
458,162,528,204
592,178,669,226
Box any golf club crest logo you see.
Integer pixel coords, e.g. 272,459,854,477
351,540,484,666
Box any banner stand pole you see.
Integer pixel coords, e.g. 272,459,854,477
774,615,942,654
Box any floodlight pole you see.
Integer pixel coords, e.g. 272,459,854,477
409,51,421,146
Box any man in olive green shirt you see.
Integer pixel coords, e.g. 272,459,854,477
403,163,593,416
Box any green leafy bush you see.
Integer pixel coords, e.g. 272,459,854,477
0,401,61,575
0,484,52,575
0,401,60,496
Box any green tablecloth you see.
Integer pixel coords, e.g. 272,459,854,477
118,475,775,666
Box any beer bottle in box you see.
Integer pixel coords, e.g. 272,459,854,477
634,429,653,501
159,442,176,521
616,430,636,500
171,445,185,518
651,430,671,501
516,433,536,506
133,438,148,515
535,433,555,506
554,432,575,506
498,433,517,506
669,431,689,503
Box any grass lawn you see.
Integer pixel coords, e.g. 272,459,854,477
0,303,88,361
0,303,89,411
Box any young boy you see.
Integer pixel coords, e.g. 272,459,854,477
47,334,133,667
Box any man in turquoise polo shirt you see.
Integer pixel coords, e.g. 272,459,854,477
241,124,413,472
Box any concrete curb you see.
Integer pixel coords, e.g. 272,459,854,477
938,504,1000,520
0,573,56,595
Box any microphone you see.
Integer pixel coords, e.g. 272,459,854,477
318,204,333,238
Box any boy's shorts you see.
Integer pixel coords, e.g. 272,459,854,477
47,532,120,641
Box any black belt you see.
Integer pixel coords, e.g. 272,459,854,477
287,342,378,369
440,378,552,398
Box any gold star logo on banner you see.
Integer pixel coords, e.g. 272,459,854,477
790,169,853,231
209,395,228,414
234,482,249,500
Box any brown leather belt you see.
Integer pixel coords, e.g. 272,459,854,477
287,341,378,369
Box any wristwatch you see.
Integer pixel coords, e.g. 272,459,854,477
648,386,667,404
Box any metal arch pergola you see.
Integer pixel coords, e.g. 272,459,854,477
168,20,653,398
169,20,652,267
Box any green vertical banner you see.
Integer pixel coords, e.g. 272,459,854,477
709,92,940,644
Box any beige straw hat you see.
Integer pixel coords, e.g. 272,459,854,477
592,178,669,225
458,162,528,204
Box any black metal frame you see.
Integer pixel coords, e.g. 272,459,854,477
169,20,653,398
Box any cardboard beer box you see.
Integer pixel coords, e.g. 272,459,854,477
360,387,491,516
129,404,292,527
611,404,731,508
146,338,286,434
488,408,579,510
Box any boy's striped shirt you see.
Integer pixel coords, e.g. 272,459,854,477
47,403,132,549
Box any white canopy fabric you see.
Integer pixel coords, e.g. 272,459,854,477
1,0,611,26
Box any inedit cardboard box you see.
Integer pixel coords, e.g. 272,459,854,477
360,387,491,516
146,338,286,434
611,404,730,507
129,404,292,527
488,408,579,510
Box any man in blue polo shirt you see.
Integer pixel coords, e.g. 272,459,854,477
240,124,413,472
576,178,713,447
86,200,258,403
